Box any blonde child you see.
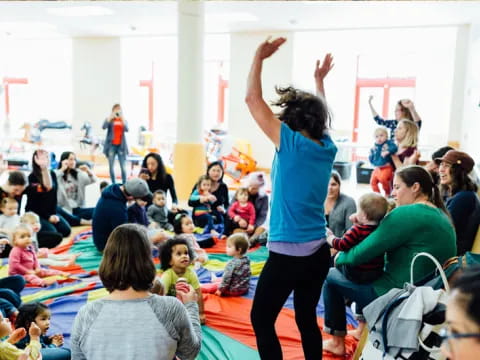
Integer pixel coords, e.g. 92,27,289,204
326,193,389,284
173,213,208,265
215,233,251,297
0,198,20,257
160,237,205,324
227,187,256,234
189,175,217,235
8,225,69,287
15,302,69,356
147,190,174,231
368,127,397,196
0,312,42,360
21,212,80,267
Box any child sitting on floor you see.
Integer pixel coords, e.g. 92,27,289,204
173,213,208,265
8,225,69,287
0,312,42,360
160,237,205,324
215,233,251,297
326,192,389,284
147,190,174,231
15,302,70,357
21,212,80,267
189,175,218,236
0,198,20,258
368,127,397,196
127,197,149,227
227,187,256,234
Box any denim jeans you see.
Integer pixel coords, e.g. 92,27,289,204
107,144,127,184
322,267,378,336
0,275,25,317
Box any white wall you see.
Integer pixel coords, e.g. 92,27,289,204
72,38,121,140
460,23,480,163
228,32,294,168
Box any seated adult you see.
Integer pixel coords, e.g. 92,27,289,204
71,224,201,360
441,265,480,360
24,150,71,248
436,150,480,255
139,152,178,209
246,171,269,242
322,165,457,356
188,161,229,227
0,171,27,207
324,171,356,237
391,119,419,169
55,151,97,226
92,178,166,252
0,275,25,319
422,146,454,185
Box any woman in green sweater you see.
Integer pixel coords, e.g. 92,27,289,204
323,165,457,356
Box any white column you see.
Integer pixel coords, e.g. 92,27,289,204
176,0,204,143
174,0,206,200
72,38,121,139
228,32,293,168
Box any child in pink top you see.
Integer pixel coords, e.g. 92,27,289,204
173,213,208,265
8,225,68,287
228,187,256,234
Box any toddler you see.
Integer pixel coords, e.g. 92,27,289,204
173,213,208,264
15,302,68,352
227,187,256,234
215,233,251,297
326,192,388,284
189,175,217,235
128,197,149,227
147,190,174,231
368,127,397,196
21,212,80,267
8,225,69,287
160,237,205,324
0,198,20,257
0,312,41,360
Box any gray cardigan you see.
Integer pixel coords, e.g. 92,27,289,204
327,193,357,237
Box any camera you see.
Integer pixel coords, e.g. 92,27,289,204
115,112,120,117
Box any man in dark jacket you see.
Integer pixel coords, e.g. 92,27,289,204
92,178,153,251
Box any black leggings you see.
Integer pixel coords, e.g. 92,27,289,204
251,243,330,360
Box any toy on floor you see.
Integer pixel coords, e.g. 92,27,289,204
222,147,257,184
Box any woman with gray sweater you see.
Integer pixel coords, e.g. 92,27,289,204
324,171,356,237
71,224,201,360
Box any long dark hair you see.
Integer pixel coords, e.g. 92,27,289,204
441,164,478,197
206,161,225,183
271,86,331,141
15,302,49,332
31,150,49,187
141,152,166,183
395,165,448,215
58,151,78,181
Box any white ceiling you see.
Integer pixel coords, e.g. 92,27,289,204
0,1,479,39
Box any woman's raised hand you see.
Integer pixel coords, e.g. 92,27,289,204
255,37,287,60
34,150,49,169
314,53,334,82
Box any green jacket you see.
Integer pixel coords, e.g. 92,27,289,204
336,204,456,296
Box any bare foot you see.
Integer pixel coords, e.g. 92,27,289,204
210,229,219,237
67,253,82,266
80,219,92,225
347,328,363,340
322,339,346,356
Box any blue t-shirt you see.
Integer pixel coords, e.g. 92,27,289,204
269,123,337,243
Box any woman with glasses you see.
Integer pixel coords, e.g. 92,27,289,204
441,265,480,359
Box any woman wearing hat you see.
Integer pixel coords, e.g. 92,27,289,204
437,150,480,255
